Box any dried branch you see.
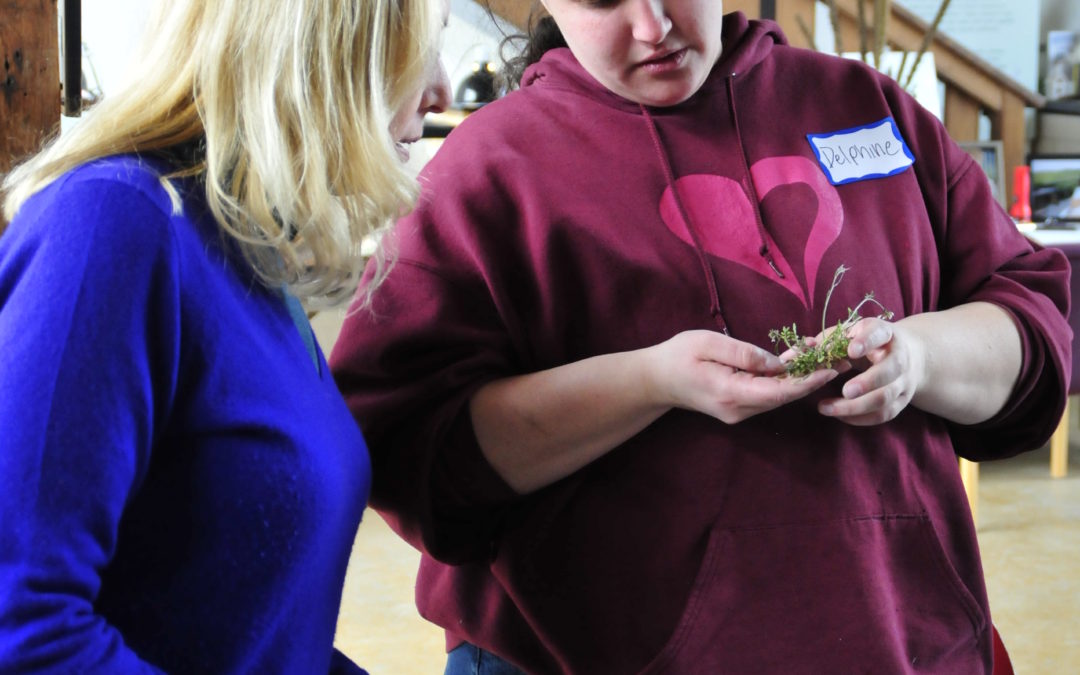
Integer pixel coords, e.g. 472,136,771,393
857,0,869,62
873,0,890,70
795,14,818,52
902,0,952,89
896,51,910,82
825,0,843,56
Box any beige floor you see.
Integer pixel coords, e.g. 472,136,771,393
332,442,1080,674
333,515,445,673
978,442,1080,673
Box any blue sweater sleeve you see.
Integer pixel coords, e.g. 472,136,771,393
0,170,180,672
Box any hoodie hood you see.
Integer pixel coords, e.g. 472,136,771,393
520,11,785,112
518,12,789,333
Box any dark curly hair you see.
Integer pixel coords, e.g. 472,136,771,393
496,7,568,91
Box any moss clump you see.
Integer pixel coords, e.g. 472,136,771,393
768,265,893,377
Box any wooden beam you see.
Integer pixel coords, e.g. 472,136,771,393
991,92,1028,206
1,0,60,174
944,88,980,142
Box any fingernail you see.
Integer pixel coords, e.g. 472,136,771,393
819,403,834,416
849,342,865,358
843,382,861,398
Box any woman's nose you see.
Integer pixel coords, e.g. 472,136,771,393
631,0,672,45
421,61,451,115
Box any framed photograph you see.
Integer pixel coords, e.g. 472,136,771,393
958,141,1006,209
1029,154,1080,223
1046,30,1080,101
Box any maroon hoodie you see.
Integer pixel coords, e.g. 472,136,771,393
331,13,1070,674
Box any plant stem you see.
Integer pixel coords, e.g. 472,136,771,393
903,0,952,90
825,0,843,55
795,14,817,51
821,264,849,334
858,0,869,63
873,0,890,70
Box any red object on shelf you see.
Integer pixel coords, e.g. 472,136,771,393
1010,165,1032,222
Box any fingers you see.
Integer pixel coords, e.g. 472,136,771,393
817,377,910,425
692,331,786,374
741,343,787,374
839,352,901,399
708,366,839,424
817,342,914,425
845,318,894,360
666,330,841,424
768,367,839,401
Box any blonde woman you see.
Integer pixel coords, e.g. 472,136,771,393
0,0,450,671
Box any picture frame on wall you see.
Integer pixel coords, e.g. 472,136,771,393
1028,155,1080,224
958,141,1006,209
1046,30,1080,101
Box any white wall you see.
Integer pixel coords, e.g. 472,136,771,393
75,0,153,96
445,0,515,98
72,0,510,108
901,0,1041,93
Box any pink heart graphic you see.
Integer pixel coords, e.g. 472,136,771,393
658,156,844,308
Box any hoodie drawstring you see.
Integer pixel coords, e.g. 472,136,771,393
726,76,785,279
640,104,729,335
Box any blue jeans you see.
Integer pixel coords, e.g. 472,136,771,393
444,642,527,675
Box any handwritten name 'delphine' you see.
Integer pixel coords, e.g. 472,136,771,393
817,139,901,169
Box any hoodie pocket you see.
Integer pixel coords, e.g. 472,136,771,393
639,514,986,675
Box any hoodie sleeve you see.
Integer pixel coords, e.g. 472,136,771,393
0,173,178,672
941,157,1072,460
330,145,524,565
885,76,1071,461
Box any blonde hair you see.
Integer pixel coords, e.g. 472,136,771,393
2,0,438,308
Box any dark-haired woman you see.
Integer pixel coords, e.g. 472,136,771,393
331,2,1069,673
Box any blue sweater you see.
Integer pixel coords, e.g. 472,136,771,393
0,156,370,673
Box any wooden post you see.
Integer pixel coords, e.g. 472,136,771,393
959,457,978,525
991,92,1028,209
1050,397,1069,479
61,0,81,117
1,1,60,174
944,88,980,143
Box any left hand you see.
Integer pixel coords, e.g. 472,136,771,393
815,317,929,426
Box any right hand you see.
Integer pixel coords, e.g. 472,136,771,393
646,330,839,424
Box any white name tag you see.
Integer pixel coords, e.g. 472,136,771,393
807,117,914,185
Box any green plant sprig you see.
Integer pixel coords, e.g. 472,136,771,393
768,265,894,377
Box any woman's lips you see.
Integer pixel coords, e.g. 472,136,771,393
637,47,688,74
395,140,416,162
